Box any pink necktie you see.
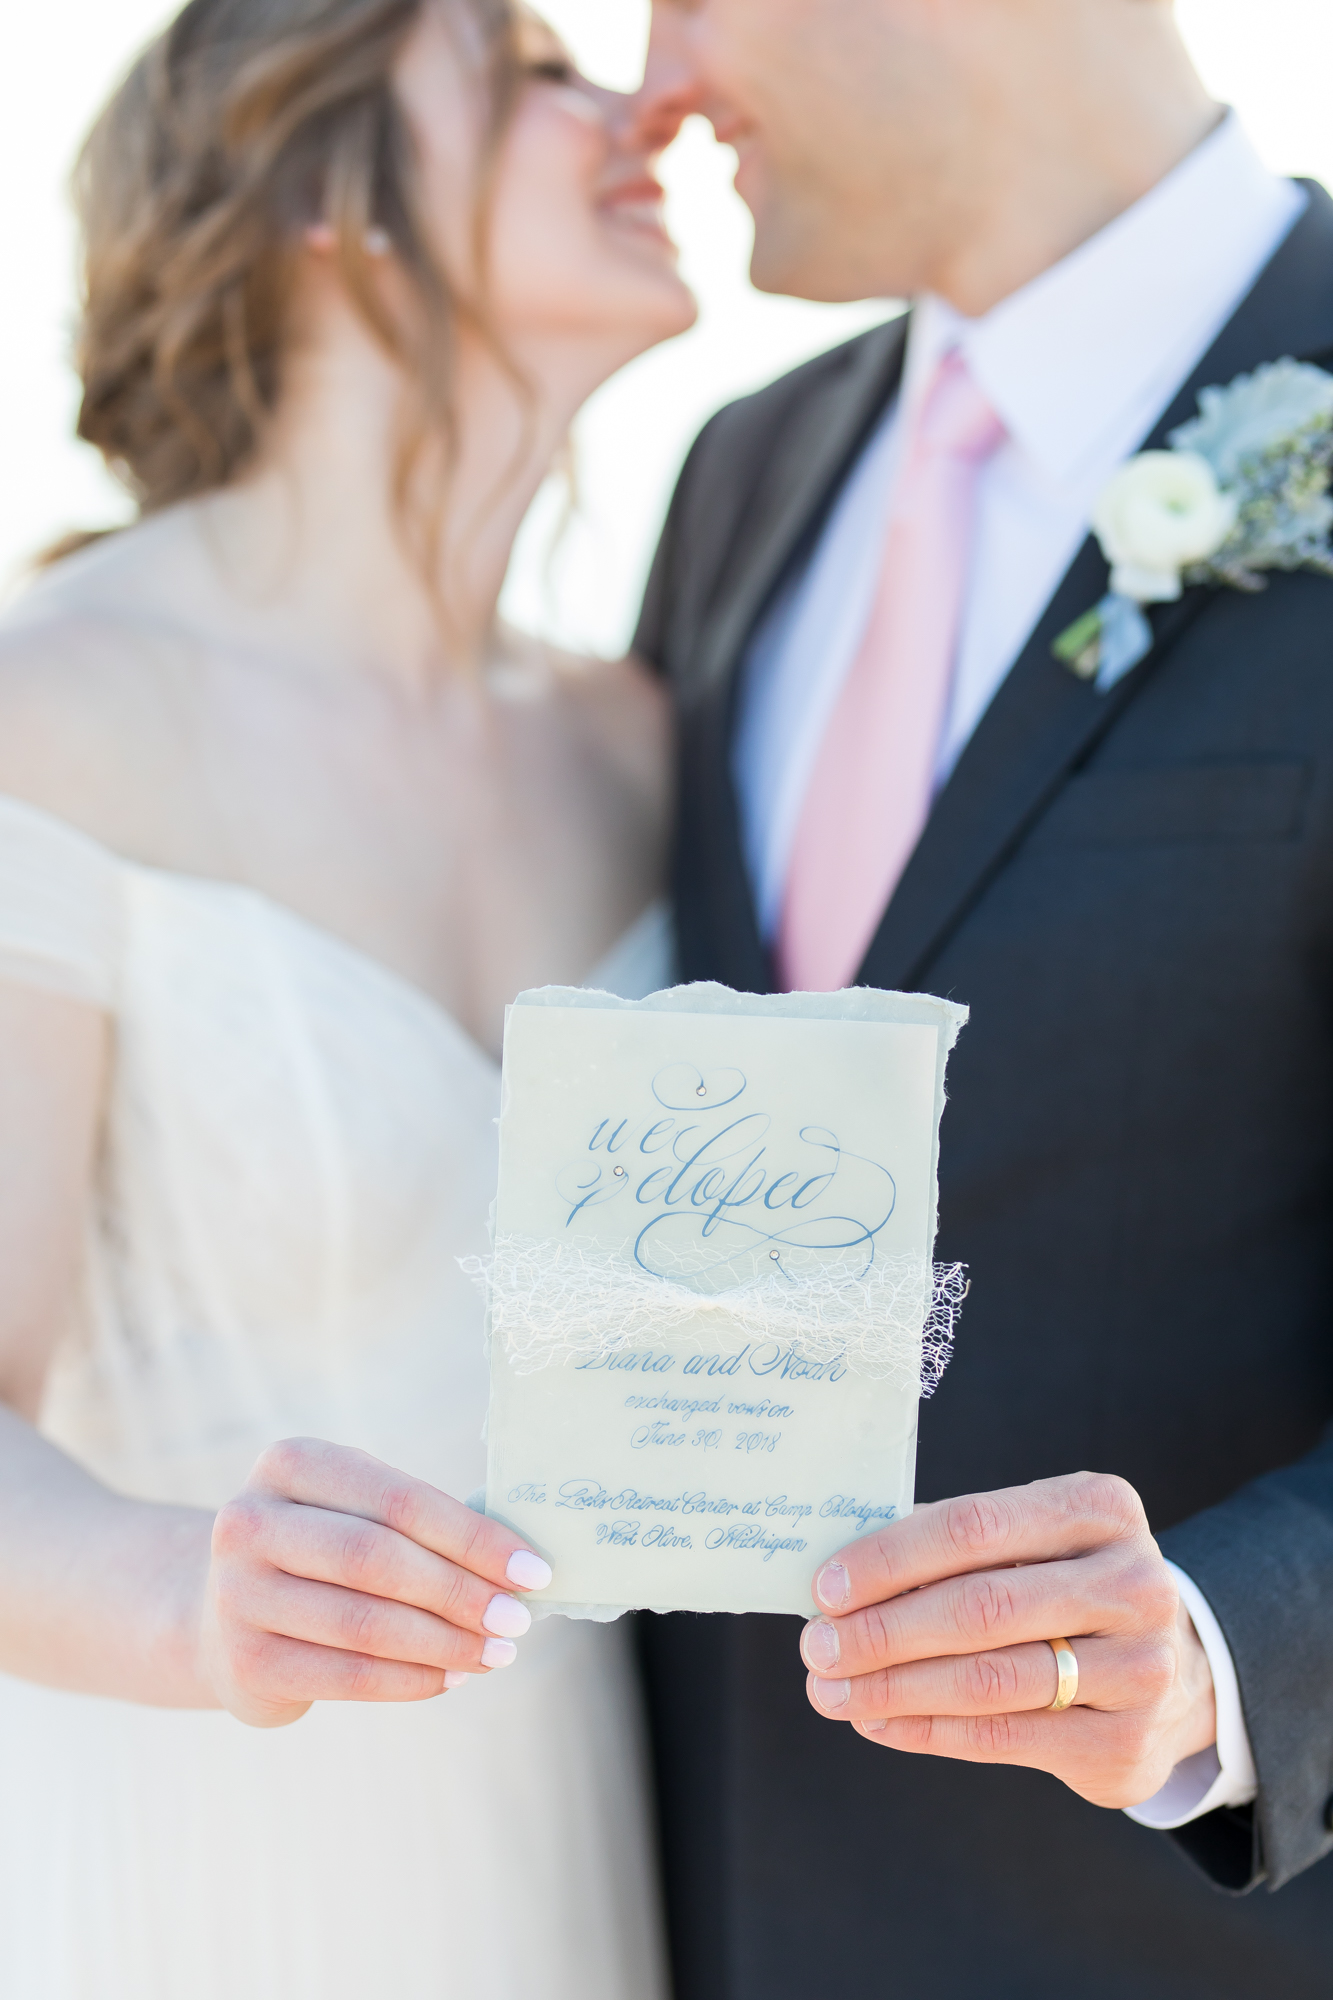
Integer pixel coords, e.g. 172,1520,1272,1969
776,351,1006,993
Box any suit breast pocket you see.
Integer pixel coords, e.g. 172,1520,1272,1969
1030,759,1313,848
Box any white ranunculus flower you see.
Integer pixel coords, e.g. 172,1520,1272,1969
1091,450,1239,603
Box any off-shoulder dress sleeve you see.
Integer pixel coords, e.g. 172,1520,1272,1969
0,797,122,1009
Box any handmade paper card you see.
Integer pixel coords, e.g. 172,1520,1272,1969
477,982,968,1618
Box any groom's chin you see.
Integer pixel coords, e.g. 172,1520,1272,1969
741,178,897,306
748,228,887,308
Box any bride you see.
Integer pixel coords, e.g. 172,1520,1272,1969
0,1,693,1994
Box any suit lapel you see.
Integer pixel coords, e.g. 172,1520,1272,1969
856,180,1333,995
681,317,910,993
697,317,910,696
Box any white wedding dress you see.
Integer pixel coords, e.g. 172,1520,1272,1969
0,794,674,2000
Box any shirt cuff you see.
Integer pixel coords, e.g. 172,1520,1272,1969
1124,1561,1258,1831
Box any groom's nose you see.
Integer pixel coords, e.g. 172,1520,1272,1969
627,9,707,153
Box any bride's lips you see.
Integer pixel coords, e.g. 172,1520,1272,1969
598,174,674,247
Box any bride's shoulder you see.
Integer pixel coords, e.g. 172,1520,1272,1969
0,537,184,840
502,627,670,788
555,644,670,820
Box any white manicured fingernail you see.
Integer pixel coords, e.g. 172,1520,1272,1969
506,1550,553,1591
482,1636,518,1669
862,1719,887,1736
813,1677,851,1713
444,1671,469,1691
483,1593,532,1639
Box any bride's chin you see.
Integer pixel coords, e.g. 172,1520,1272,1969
626,284,700,349
664,286,702,339
600,254,699,342
586,297,699,371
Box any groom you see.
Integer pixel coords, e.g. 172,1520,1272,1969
629,2,1333,1995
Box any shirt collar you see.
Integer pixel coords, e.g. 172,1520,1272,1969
903,113,1306,489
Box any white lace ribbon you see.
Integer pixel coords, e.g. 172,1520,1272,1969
461,1236,966,1392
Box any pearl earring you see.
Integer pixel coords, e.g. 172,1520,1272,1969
364,226,392,258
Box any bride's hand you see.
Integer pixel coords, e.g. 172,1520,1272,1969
197,1439,552,1728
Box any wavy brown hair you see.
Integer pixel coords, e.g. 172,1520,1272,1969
46,0,521,565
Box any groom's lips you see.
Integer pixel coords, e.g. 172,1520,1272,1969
710,106,750,147
732,146,759,203
712,119,762,201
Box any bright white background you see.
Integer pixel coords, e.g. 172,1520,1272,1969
3,1,1331,651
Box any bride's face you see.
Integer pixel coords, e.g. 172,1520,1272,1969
396,6,697,367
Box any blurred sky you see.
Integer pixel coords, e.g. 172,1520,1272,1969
3,1,1332,650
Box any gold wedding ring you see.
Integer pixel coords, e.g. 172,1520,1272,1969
1047,1639,1079,1712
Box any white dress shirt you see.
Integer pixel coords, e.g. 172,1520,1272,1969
733,111,1302,1826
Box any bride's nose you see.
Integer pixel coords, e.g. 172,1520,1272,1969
553,78,614,132
595,80,684,168
581,80,633,141
558,79,651,165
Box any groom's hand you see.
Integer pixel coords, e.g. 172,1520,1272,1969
800,1473,1218,1810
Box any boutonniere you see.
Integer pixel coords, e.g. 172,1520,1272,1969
1054,358,1333,691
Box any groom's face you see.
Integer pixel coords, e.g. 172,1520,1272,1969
640,0,983,302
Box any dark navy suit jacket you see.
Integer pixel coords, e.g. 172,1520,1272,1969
633,184,1333,2000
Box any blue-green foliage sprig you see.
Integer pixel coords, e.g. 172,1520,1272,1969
1173,359,1333,592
